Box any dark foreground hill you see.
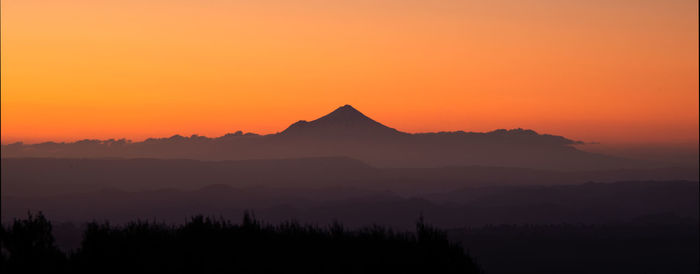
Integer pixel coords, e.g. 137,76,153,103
0,212,481,274
4,214,697,274
0,105,652,170
449,223,699,274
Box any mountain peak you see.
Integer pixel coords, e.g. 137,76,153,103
280,105,403,137
319,105,370,122
336,104,358,112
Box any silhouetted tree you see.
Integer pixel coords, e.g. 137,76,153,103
0,212,66,273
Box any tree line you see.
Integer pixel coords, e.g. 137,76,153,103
1,212,481,274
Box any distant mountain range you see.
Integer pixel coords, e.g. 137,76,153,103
3,157,697,197
0,105,662,170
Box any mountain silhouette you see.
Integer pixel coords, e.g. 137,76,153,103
280,105,404,138
0,104,652,170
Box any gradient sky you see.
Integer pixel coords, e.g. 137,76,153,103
1,0,698,146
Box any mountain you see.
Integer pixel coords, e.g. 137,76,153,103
0,105,653,170
280,105,404,138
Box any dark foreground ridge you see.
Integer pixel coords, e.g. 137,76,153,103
0,212,481,274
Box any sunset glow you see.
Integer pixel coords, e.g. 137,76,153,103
2,0,698,145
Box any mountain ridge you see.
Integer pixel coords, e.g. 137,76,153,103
0,104,645,170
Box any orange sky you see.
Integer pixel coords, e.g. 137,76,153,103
1,0,698,146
